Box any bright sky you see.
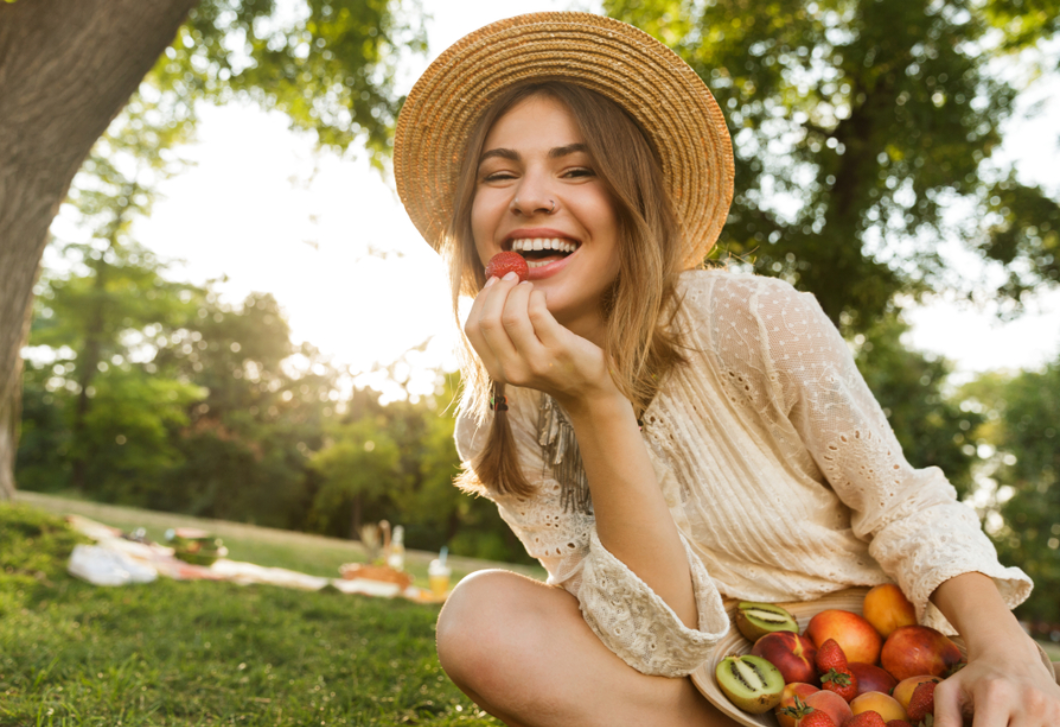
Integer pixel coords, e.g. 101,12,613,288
68,1,1060,399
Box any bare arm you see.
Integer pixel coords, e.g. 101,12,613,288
563,388,698,629
930,572,1060,726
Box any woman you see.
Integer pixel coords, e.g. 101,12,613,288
393,12,1060,727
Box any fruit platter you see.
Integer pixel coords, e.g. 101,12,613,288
692,587,966,727
694,586,1055,727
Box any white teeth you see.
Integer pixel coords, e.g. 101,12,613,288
511,238,577,253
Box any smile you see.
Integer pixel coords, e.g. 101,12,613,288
507,238,579,268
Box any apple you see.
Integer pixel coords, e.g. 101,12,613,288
863,583,917,637
806,609,883,666
850,691,908,722
881,626,963,681
849,662,898,696
752,631,819,685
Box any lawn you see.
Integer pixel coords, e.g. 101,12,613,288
1,495,543,727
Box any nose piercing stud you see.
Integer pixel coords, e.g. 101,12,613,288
549,199,556,213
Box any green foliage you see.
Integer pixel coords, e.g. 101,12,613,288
0,504,498,727
852,312,981,497
309,417,404,534
604,0,1060,328
159,0,427,164
982,0,1060,52
960,362,1060,625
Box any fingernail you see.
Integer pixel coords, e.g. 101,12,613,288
502,271,518,282
519,280,532,285
485,277,497,287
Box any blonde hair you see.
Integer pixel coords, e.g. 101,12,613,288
443,82,690,498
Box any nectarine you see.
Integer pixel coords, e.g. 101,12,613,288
806,609,883,666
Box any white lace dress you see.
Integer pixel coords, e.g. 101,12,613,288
454,270,1032,677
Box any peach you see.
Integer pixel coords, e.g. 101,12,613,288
849,662,898,696
774,683,819,727
752,631,819,685
805,689,853,726
863,583,917,637
892,675,942,712
806,609,883,666
881,626,962,681
850,691,908,722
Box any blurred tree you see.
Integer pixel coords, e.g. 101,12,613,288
0,0,425,498
960,362,1060,625
0,0,198,500
152,291,345,527
604,0,1060,330
309,418,404,537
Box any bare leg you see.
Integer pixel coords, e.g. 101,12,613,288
436,569,741,727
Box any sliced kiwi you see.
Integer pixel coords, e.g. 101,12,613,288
734,601,799,642
715,654,785,714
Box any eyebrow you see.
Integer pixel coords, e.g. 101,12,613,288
478,143,590,164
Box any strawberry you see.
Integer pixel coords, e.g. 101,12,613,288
907,680,936,722
798,710,836,727
843,711,887,727
821,666,858,702
885,720,914,727
484,251,529,281
815,638,849,673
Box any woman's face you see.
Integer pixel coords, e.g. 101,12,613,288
471,93,621,344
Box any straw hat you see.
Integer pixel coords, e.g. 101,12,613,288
393,11,734,270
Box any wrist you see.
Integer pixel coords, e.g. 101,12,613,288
556,383,631,424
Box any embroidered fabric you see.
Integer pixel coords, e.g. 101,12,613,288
453,270,1032,676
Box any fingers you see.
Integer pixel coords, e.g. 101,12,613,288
464,274,546,385
937,667,1060,727
933,674,967,727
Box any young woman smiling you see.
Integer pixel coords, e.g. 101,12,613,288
393,13,1060,727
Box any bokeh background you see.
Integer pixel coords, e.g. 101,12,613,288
6,0,1060,629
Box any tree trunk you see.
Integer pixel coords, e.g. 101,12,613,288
0,0,198,499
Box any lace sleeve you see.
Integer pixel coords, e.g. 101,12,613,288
454,390,730,677
747,276,1032,630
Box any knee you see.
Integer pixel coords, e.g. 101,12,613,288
435,569,540,693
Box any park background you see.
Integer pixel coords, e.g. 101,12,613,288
2,0,1059,724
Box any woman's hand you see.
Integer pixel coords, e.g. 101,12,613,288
931,572,1060,726
934,647,1060,726
464,272,618,411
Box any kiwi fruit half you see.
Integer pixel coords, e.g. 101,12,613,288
734,601,798,641
715,654,785,714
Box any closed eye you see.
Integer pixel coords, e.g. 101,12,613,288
564,167,595,179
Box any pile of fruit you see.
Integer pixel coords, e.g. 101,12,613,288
715,584,962,727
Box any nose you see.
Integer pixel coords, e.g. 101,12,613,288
509,171,555,216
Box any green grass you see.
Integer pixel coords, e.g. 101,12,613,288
0,499,519,726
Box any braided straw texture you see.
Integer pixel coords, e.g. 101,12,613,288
393,12,735,269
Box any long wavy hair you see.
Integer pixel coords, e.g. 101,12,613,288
442,82,691,498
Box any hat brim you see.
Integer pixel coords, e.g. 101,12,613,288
393,12,734,270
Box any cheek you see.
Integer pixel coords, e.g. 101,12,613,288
470,194,498,264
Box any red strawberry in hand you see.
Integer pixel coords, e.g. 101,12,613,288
907,680,936,722
815,639,849,673
821,666,858,702
844,711,888,727
485,252,529,282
